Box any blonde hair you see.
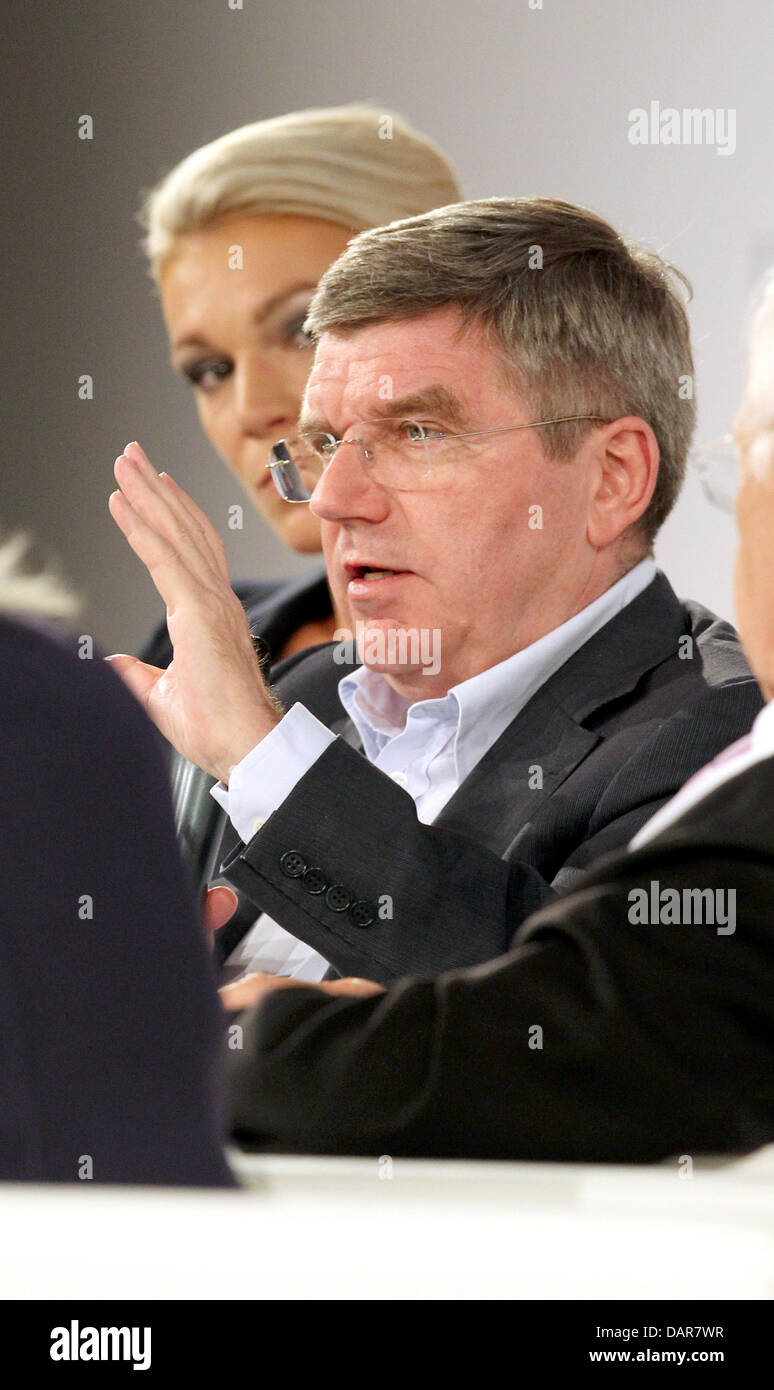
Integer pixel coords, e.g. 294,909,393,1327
306,197,696,543
0,534,79,619
139,104,463,282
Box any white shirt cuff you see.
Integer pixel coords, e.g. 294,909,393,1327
210,701,337,844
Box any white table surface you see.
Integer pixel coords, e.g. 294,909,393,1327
1,1146,772,1300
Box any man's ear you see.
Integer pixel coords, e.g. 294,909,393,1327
586,416,659,549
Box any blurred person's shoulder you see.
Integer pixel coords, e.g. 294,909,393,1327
0,610,161,742
2,609,121,688
682,597,758,686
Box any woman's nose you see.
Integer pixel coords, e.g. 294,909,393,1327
234,356,299,440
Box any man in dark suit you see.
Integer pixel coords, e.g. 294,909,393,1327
217,265,774,1163
107,198,762,990
210,576,759,980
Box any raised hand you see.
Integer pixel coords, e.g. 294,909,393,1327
107,441,281,783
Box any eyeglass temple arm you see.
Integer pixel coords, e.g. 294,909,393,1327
265,414,608,466
449,415,610,444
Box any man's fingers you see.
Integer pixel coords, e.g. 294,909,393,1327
104,653,164,710
318,977,386,997
218,971,386,1012
125,442,230,583
203,885,239,933
114,450,219,583
109,487,217,616
219,972,322,1011
127,450,231,585
219,972,278,1011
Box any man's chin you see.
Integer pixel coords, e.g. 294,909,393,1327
351,617,443,680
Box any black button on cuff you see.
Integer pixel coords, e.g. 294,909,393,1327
279,850,306,879
325,884,351,913
349,899,377,928
302,866,328,895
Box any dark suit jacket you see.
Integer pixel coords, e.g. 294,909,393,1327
226,753,774,1163
0,613,234,1186
217,572,763,982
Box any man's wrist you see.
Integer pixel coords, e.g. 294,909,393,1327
219,710,282,787
210,702,338,841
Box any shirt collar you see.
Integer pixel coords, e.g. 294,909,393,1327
338,662,457,764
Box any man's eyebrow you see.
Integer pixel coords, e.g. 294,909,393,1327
372,387,470,427
298,385,469,435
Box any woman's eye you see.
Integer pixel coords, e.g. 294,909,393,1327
184,360,232,393
281,314,315,349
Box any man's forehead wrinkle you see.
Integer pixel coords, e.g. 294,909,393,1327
303,316,494,432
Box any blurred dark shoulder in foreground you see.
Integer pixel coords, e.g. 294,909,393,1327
0,611,234,1187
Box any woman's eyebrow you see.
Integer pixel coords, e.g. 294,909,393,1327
172,282,317,354
255,282,318,324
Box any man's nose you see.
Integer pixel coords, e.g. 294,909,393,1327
309,438,390,523
234,355,298,441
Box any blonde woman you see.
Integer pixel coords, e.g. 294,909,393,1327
138,104,462,669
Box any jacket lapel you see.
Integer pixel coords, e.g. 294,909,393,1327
214,572,688,962
435,699,601,856
271,642,361,734
248,572,688,860
435,573,687,855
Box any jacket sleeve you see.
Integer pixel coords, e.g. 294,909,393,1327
219,682,757,983
220,739,530,980
226,834,774,1163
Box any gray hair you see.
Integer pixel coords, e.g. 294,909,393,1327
305,197,697,543
139,104,463,282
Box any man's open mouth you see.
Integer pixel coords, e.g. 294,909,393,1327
345,563,412,584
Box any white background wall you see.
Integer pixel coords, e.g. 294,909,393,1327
3,0,773,649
